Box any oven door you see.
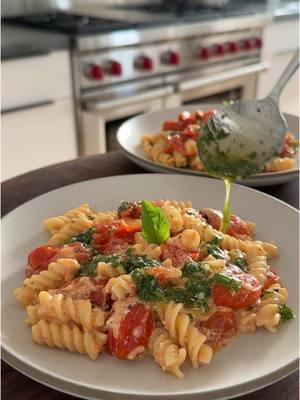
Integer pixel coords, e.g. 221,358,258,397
81,82,174,155
169,61,269,106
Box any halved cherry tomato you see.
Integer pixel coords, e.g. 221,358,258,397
145,267,169,286
118,202,141,219
203,311,237,344
201,208,222,230
201,110,216,124
26,245,60,277
227,215,252,239
107,303,153,359
66,242,92,264
92,220,140,254
279,133,298,158
182,125,200,140
161,243,204,268
212,267,261,309
264,269,280,290
177,111,195,126
164,135,185,154
162,120,182,131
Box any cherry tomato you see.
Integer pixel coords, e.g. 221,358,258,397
279,133,298,158
66,242,92,264
192,110,204,123
118,203,141,219
92,220,140,254
212,267,261,309
162,120,182,131
164,135,185,154
264,269,280,290
145,267,170,286
26,245,60,277
177,111,195,126
107,303,153,359
182,125,200,140
201,208,222,229
227,215,252,239
201,110,216,124
203,311,237,344
161,243,203,268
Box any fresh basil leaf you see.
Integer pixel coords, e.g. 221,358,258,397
123,253,160,274
141,200,170,244
213,272,241,292
278,304,295,322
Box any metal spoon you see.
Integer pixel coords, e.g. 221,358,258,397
197,49,299,180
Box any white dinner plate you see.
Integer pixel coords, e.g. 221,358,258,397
2,174,299,400
117,106,299,187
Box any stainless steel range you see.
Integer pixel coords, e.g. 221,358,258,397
6,1,272,155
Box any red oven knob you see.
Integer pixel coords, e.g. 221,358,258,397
88,64,104,80
255,37,263,48
228,42,239,53
199,47,211,60
215,44,226,56
242,39,254,50
163,51,181,65
107,61,122,76
135,55,153,71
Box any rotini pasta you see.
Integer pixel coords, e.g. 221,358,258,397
15,199,294,378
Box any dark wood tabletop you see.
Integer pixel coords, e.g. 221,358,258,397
1,151,299,400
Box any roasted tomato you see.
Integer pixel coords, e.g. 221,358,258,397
201,208,252,239
65,242,92,264
107,301,153,360
49,276,108,307
92,220,140,254
263,269,280,290
212,267,261,309
118,202,142,219
162,120,182,131
279,132,298,158
201,110,216,124
227,215,252,239
202,311,237,344
161,243,204,268
164,134,185,154
182,125,200,140
177,111,195,126
145,267,170,286
26,245,60,277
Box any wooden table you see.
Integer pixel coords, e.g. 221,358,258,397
2,151,299,400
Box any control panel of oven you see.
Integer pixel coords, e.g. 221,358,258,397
79,29,263,90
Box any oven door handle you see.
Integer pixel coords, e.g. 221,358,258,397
178,62,269,92
84,86,174,111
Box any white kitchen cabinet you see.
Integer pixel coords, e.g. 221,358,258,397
1,50,78,180
258,18,299,115
2,99,77,181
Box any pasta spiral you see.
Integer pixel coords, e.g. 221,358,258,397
23,258,80,292
162,205,184,233
158,302,213,368
149,327,187,378
132,232,162,259
97,261,125,278
27,291,105,330
246,246,269,285
104,275,136,301
265,157,295,172
15,286,38,307
48,218,93,246
32,320,107,360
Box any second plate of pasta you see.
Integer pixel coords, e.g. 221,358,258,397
2,174,298,400
117,105,299,187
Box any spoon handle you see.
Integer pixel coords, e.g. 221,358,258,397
268,48,299,104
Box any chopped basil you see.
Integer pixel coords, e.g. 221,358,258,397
229,249,248,272
206,244,228,260
207,233,224,246
69,228,95,246
278,304,295,322
123,252,160,274
213,272,241,292
182,260,211,278
141,200,170,244
131,269,165,302
76,254,121,276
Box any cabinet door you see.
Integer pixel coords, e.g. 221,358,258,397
1,99,78,181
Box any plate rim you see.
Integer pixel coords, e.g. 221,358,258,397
2,173,299,398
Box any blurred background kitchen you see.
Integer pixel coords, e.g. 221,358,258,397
1,0,299,181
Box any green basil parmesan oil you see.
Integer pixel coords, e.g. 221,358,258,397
197,115,260,233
